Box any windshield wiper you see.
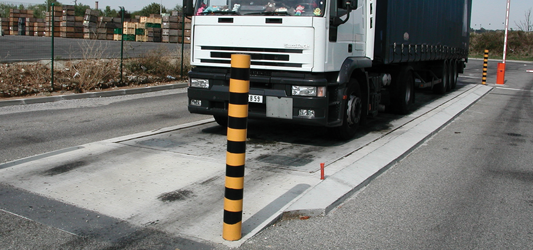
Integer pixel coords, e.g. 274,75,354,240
243,11,291,16
201,10,240,15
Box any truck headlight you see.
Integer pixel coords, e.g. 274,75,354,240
189,79,210,89
298,109,315,118
292,86,326,97
190,99,202,106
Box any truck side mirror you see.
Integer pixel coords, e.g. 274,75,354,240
343,0,358,10
331,0,357,27
183,0,194,17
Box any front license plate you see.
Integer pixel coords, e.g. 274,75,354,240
249,94,263,103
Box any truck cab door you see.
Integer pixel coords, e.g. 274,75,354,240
328,0,365,67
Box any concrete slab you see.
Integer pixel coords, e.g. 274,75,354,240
284,84,493,218
0,83,492,247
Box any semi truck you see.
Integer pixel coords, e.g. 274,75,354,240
183,0,472,139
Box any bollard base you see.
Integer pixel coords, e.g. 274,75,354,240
223,222,242,241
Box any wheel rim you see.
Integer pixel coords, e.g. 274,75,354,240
346,94,362,126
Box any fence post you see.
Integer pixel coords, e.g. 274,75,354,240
120,7,125,83
482,50,489,85
51,3,55,91
223,54,251,241
180,10,185,79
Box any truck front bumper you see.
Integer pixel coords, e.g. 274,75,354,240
188,86,331,126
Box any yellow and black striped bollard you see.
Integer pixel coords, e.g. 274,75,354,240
482,50,489,85
223,54,251,241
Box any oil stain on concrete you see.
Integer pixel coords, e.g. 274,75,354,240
43,161,87,176
158,189,195,202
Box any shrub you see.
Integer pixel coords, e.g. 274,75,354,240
470,31,533,59
0,46,191,98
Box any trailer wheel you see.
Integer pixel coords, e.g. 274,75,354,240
446,61,452,92
450,60,458,90
332,79,363,140
391,66,415,115
433,60,448,94
214,115,228,127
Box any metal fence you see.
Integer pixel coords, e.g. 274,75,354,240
0,2,190,97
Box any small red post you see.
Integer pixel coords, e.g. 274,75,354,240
320,163,325,180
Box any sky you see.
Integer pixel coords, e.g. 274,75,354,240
4,0,533,30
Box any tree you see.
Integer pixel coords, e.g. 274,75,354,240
46,0,61,7
132,2,167,16
515,8,532,32
74,3,91,16
103,6,118,17
0,3,18,17
28,4,48,19
0,1,49,19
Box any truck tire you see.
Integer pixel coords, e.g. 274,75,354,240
214,115,228,127
446,61,452,92
332,79,363,140
433,60,448,94
391,66,415,115
450,60,458,90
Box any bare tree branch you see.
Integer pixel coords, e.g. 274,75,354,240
515,8,532,32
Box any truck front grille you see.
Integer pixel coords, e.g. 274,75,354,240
200,46,304,68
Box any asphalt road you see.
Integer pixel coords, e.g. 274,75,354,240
0,35,190,63
0,88,205,164
240,60,533,249
1,59,532,249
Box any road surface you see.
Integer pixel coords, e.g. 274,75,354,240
0,35,190,63
241,60,533,249
0,59,532,249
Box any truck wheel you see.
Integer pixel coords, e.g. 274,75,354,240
332,79,363,140
433,60,448,94
214,115,228,127
446,60,453,92
391,66,415,115
450,60,458,90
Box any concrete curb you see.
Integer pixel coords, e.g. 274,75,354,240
284,84,493,218
0,82,188,108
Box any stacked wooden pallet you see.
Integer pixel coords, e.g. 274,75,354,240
83,9,99,39
60,5,83,38
45,6,62,37
161,12,192,44
136,15,162,42
162,15,179,43
113,21,136,41
23,18,44,36
0,18,7,35
96,16,122,40
33,19,46,37
5,9,34,35
135,22,147,42
24,18,34,36
1,9,191,44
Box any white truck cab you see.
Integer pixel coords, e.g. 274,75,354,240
183,0,472,139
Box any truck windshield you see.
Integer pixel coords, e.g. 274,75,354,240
195,0,325,16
